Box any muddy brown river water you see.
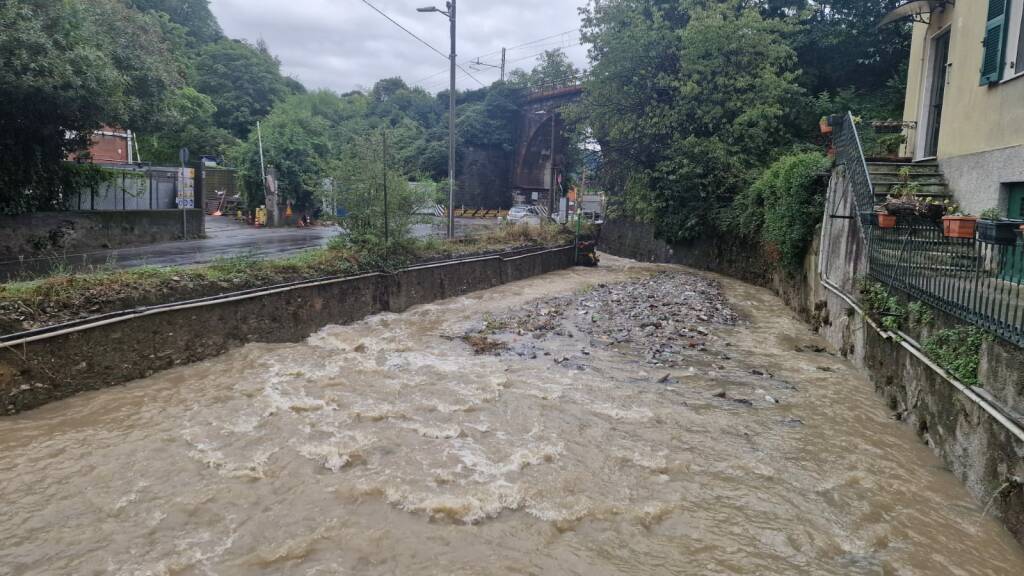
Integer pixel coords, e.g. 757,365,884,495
2,256,1023,575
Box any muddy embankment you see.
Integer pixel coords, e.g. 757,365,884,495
0,246,575,415
599,217,1024,547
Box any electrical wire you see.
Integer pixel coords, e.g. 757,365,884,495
414,29,583,86
357,0,485,87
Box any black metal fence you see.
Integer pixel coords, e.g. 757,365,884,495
833,112,876,243
834,114,1024,347
868,220,1024,345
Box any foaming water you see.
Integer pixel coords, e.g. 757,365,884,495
1,256,1023,575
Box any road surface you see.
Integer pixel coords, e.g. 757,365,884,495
1,216,501,281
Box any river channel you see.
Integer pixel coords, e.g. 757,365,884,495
2,256,1022,575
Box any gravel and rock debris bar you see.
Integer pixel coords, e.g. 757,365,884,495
468,272,738,367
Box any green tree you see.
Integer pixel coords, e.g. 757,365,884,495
195,38,303,138
136,87,239,164
233,91,370,211
0,0,187,214
731,151,831,270
507,48,580,90
579,0,804,241
757,0,912,118
127,0,222,46
329,132,430,247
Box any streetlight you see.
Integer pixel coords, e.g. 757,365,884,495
534,110,557,219
418,2,456,239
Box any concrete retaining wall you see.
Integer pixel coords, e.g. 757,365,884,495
599,174,1024,546
0,210,205,262
0,246,575,415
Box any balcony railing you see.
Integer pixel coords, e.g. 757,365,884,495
868,220,1024,346
833,113,1024,347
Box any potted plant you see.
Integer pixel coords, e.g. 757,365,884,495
819,116,832,135
976,208,1024,245
942,209,978,239
881,168,922,218
916,197,948,221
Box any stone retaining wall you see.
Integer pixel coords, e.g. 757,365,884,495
0,210,205,270
0,247,575,415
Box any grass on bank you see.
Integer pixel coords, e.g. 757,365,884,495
0,223,572,333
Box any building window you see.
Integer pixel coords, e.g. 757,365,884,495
1000,0,1024,79
1016,6,1024,74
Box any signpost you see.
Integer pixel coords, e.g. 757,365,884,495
177,148,194,238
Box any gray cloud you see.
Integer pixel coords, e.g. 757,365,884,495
208,0,589,93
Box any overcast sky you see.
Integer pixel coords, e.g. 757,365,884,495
208,0,590,94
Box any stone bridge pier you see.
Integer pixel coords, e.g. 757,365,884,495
454,85,582,211
512,86,583,213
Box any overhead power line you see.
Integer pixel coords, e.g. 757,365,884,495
504,28,580,52
357,0,485,87
414,29,583,87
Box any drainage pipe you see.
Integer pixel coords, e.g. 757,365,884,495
819,277,1024,444
0,245,574,350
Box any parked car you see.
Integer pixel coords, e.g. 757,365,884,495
505,205,542,226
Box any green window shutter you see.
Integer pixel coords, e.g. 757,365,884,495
980,0,1010,85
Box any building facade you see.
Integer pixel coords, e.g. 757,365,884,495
900,0,1024,217
67,126,135,165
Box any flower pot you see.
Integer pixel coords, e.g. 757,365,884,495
942,216,978,239
859,212,877,227
977,219,1024,245
819,120,832,135
877,213,897,229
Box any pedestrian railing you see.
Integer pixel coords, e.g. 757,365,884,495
868,220,1024,346
832,112,876,244
833,113,1024,347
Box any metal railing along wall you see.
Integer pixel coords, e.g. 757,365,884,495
868,220,1024,347
832,112,876,243
833,112,1024,347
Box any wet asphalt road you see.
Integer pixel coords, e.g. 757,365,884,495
0,218,338,281
0,216,501,282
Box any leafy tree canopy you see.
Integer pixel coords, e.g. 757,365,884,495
195,38,304,139
0,0,188,214
127,0,222,46
579,0,804,241
507,49,581,90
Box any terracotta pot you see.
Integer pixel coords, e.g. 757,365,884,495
942,215,978,239
819,120,832,135
877,213,897,229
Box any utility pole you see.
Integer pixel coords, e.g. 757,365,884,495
471,47,506,82
382,129,389,249
417,1,457,238
448,0,456,239
549,112,557,218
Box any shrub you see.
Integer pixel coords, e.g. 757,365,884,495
732,152,831,271
858,278,906,331
923,327,991,387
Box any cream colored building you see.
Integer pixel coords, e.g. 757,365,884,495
897,0,1024,217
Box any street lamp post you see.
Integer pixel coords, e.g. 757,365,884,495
418,1,456,239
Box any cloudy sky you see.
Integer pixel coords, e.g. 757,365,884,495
208,0,590,94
